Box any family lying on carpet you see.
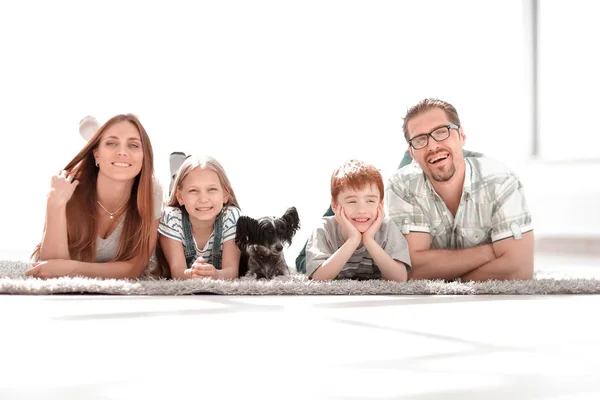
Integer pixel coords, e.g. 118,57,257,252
26,98,534,282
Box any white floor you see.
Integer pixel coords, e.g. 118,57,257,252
2,253,600,400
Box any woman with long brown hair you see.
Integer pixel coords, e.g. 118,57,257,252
27,114,163,279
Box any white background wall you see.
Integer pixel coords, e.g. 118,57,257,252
527,0,600,237
0,0,597,264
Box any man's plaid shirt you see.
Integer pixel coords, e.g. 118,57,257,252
386,157,533,249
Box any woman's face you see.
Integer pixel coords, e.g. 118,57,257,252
93,121,144,182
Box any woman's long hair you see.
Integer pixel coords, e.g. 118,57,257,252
153,155,240,279
32,114,156,266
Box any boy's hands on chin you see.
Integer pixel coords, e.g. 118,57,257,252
363,204,384,242
334,205,361,244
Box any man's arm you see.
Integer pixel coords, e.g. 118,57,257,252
385,172,490,281
405,232,496,280
461,231,534,281
460,172,534,281
406,230,534,281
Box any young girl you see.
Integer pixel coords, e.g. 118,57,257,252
157,155,241,280
27,114,163,279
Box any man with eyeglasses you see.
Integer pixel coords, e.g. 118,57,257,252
386,98,533,281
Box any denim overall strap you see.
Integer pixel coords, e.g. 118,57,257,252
180,207,197,268
211,208,225,270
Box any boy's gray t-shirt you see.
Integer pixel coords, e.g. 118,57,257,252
305,216,411,280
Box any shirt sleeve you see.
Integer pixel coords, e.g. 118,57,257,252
305,221,337,278
221,206,241,243
382,218,412,272
491,175,534,242
386,178,430,235
158,207,185,243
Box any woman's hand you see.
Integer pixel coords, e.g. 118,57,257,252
26,260,77,279
47,170,79,208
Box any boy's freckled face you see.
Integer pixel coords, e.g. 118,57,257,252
334,184,382,233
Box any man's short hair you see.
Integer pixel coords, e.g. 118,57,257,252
402,98,461,141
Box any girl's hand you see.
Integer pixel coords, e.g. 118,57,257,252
48,170,79,208
187,257,219,279
26,260,76,279
363,204,384,242
334,205,361,243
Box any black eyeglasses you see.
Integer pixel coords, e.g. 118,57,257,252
407,124,459,150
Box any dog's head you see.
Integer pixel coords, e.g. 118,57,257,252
235,207,300,254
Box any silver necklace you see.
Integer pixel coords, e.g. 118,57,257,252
97,200,128,219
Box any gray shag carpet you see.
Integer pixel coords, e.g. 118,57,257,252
2,260,600,295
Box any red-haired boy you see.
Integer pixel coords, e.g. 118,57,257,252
306,160,410,282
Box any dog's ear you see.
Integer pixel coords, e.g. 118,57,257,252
280,206,300,244
235,216,259,249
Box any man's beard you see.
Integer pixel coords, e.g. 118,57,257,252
430,162,456,182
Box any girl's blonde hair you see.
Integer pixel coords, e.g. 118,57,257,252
168,155,240,209
32,114,156,266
